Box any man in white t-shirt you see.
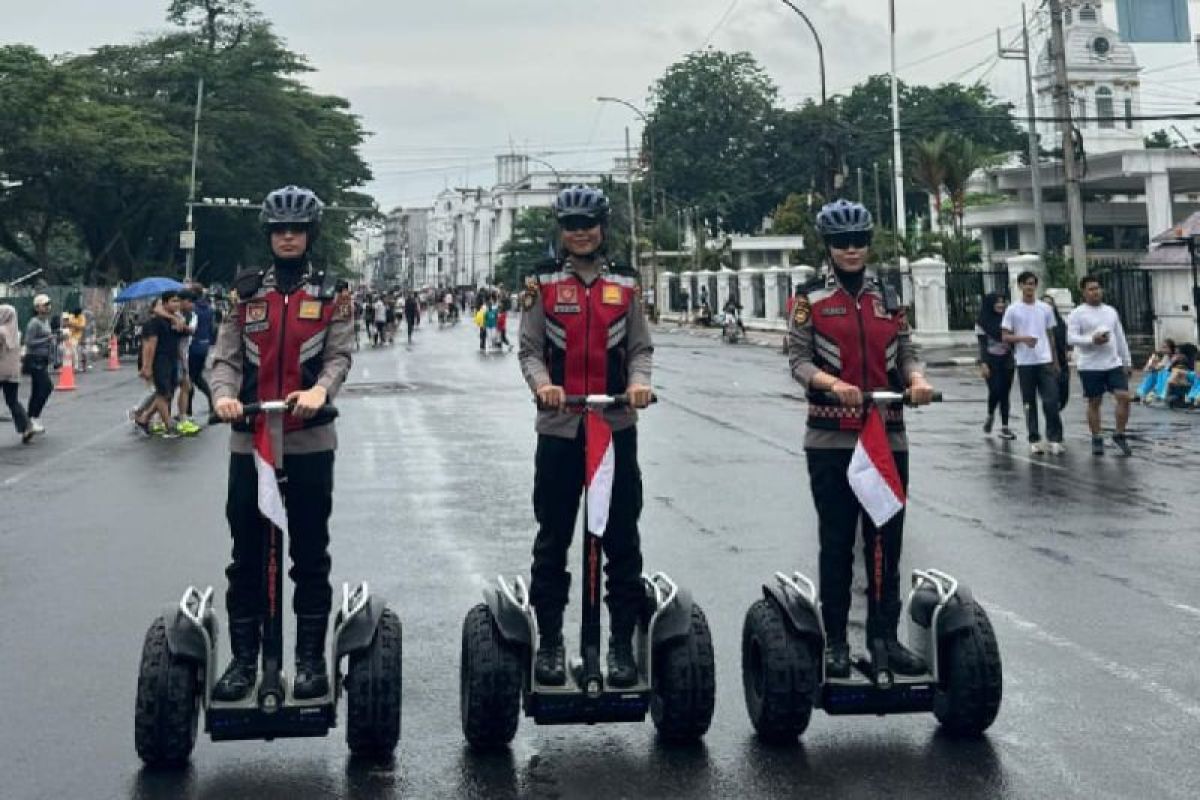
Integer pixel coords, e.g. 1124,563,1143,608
1067,274,1133,456
1001,271,1064,454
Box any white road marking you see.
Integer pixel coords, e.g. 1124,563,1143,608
1169,602,1200,619
1003,452,1069,471
1,420,129,489
987,602,1200,722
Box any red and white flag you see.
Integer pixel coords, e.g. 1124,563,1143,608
847,407,906,527
585,412,615,536
254,421,289,534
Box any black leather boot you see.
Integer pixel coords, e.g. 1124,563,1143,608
884,639,927,676
825,641,851,679
534,633,566,686
293,614,330,700
606,634,638,688
213,617,261,701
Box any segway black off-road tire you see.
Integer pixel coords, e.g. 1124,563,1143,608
933,601,1003,736
134,617,200,768
345,607,403,758
741,598,818,743
651,603,716,742
460,603,524,749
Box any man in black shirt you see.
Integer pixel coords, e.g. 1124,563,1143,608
134,290,183,436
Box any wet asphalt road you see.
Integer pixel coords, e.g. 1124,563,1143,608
2,318,1199,799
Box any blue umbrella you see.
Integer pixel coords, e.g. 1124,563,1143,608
115,277,186,303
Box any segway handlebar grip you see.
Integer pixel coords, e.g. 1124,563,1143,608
208,401,340,425
811,390,942,406
547,393,659,410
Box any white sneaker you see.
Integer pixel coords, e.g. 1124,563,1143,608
1030,441,1047,455
1049,442,1066,455
29,418,45,435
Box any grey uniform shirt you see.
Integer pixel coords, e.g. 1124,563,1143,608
210,269,354,455
24,317,54,358
787,275,923,451
518,258,654,439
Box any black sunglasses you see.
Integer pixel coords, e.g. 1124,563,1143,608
269,223,309,235
826,231,873,250
560,216,601,232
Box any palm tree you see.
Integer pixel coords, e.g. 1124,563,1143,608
941,135,991,237
909,133,949,231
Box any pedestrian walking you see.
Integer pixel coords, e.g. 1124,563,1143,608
185,285,216,417
133,290,184,437
403,292,419,344
975,292,1016,440
1044,294,1071,412
23,294,55,435
1002,272,1064,455
0,304,34,444
373,296,387,346
1067,275,1134,456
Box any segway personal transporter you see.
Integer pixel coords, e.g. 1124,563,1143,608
135,401,402,767
741,391,1002,741
460,394,715,747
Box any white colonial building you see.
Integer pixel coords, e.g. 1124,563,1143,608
384,154,631,290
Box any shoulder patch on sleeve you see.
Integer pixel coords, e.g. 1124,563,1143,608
792,295,812,326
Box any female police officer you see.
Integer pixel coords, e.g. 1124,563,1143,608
787,200,935,679
517,186,654,688
210,186,353,701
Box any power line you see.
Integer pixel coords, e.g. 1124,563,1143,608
701,0,742,47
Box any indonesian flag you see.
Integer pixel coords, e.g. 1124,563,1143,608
254,421,289,534
585,412,616,536
847,407,906,527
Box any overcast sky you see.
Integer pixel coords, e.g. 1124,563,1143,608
7,0,1200,210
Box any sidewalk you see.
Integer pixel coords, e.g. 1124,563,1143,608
652,322,979,367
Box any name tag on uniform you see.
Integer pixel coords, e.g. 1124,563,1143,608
602,285,623,305
298,300,323,320
555,284,581,313
820,306,848,316
245,301,268,323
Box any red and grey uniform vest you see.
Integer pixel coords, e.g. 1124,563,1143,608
806,279,908,433
536,261,638,396
233,271,337,434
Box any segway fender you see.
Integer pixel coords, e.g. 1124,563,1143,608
162,604,209,663
336,595,387,658
483,587,534,647
762,584,823,642
910,583,977,637
650,587,695,647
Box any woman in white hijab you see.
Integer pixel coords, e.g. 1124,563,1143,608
0,304,34,444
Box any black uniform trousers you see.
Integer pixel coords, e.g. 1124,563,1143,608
530,425,644,638
807,448,910,645
225,450,335,619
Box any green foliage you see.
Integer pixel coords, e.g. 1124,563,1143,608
646,50,778,234
769,193,825,266
1144,129,1173,149
0,0,373,286
494,208,555,291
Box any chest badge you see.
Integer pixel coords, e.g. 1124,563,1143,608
245,301,268,323
602,284,623,305
298,300,323,320
820,306,848,317
554,283,581,313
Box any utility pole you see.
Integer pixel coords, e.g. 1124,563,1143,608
625,126,639,274
1048,0,1088,276
857,167,864,203
873,161,884,231
889,0,907,253
183,76,204,282
998,4,1046,254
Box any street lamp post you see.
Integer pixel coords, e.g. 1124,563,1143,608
183,76,204,282
597,96,657,311
524,155,561,188
777,0,827,105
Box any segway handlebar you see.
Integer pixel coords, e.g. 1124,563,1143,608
534,393,658,411
208,400,340,425
812,390,942,406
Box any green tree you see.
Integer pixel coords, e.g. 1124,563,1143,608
646,50,778,234
494,208,555,290
768,192,825,266
1145,129,1173,149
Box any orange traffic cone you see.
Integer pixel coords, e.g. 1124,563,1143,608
56,346,77,391
106,335,121,371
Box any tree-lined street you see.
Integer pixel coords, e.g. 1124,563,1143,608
2,323,1198,799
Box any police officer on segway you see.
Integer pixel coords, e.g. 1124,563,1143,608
518,185,654,688
209,185,354,702
788,200,935,680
